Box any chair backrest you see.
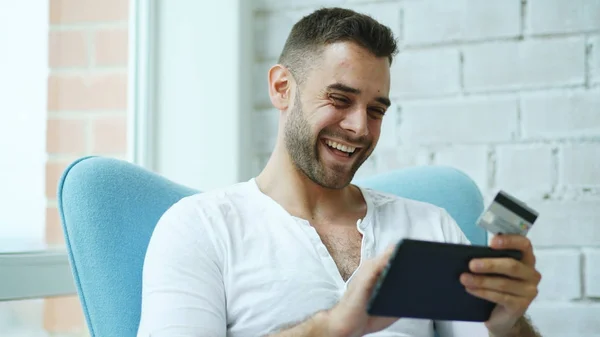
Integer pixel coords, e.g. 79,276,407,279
58,156,486,337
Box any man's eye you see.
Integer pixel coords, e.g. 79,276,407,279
369,107,386,116
368,107,386,120
330,95,351,105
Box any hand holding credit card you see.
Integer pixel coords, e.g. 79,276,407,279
463,190,542,336
476,190,539,236
366,189,543,335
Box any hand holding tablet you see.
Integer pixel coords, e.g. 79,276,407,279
366,190,542,336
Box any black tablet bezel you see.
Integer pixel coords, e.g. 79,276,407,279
366,239,523,322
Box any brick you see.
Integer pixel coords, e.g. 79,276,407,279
375,102,399,151
93,28,128,66
45,160,71,199
344,2,401,41
46,118,87,154
591,35,600,84
43,296,85,333
254,10,313,61
560,144,600,185
253,0,343,11
353,155,378,181
463,38,586,92
48,73,127,111
398,97,518,144
2,299,45,330
495,145,554,199
404,0,520,45
390,49,460,98
91,115,127,154
434,145,488,191
534,249,581,300
522,89,600,139
373,147,431,172
50,0,128,24
49,30,88,68
527,302,600,337
527,0,600,35
253,61,273,108
46,206,65,245
252,109,279,153
526,200,600,246
584,248,600,297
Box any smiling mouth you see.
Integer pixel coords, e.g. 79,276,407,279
323,139,359,157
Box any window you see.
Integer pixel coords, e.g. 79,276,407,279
0,0,129,334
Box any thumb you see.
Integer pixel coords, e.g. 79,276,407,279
365,244,397,289
376,244,396,273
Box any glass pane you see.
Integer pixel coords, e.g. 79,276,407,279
0,0,128,335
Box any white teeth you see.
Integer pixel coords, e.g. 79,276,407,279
325,140,356,154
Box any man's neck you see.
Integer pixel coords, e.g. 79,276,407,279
255,150,363,223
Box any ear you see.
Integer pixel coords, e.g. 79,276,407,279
268,64,294,111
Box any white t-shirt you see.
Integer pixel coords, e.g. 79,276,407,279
136,179,489,337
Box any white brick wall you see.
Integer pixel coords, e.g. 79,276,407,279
254,9,315,61
560,144,600,186
254,0,343,11
403,0,521,45
495,145,554,200
584,249,600,297
398,97,518,144
463,38,586,92
391,48,461,98
521,89,600,139
344,2,401,40
591,35,600,84
526,200,600,246
251,0,600,332
252,109,279,154
434,145,489,191
373,146,431,173
375,103,399,150
527,0,600,35
534,249,582,300
527,302,600,337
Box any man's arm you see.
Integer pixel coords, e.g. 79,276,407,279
491,315,542,337
268,245,399,337
136,199,227,337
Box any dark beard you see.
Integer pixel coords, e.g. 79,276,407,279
283,89,372,189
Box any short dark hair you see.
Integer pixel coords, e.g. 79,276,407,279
278,7,398,83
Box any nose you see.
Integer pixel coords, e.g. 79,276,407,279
339,106,369,138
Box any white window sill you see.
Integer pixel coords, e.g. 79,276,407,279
0,242,76,301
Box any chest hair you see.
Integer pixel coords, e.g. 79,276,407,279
315,226,363,281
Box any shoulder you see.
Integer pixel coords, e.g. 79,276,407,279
152,180,257,244
361,187,470,245
361,187,446,218
162,180,256,222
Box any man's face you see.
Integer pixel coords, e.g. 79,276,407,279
283,42,391,189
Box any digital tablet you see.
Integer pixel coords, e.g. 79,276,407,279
366,239,523,322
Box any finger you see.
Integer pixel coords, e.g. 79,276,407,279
354,244,396,290
490,235,536,267
465,288,529,313
460,273,538,298
377,244,396,269
359,245,397,308
369,244,396,282
469,257,541,283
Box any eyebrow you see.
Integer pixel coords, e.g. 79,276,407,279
326,82,391,108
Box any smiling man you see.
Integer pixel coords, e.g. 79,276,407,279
136,7,542,337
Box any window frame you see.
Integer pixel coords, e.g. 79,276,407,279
128,0,254,191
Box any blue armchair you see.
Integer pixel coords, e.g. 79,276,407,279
57,156,486,337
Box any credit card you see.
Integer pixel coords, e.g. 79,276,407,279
476,190,539,236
